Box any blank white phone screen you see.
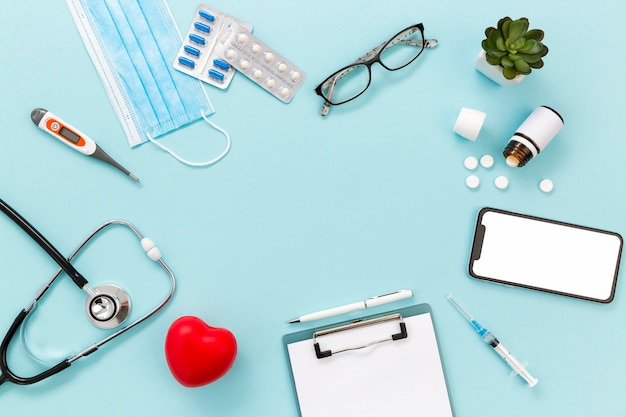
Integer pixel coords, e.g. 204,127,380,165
469,208,623,303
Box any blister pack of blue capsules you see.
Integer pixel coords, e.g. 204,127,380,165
173,5,252,89
217,22,306,103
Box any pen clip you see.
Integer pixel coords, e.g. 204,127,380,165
370,290,401,299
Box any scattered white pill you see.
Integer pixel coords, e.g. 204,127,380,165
480,154,494,168
464,156,478,170
225,49,237,60
539,179,554,193
264,52,274,63
277,62,288,73
494,175,509,190
239,59,250,70
465,175,480,189
291,71,301,82
251,43,261,54
266,78,276,89
237,33,248,44
253,69,263,79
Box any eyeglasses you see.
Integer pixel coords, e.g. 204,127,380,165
314,23,437,116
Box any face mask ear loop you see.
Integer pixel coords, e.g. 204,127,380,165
145,110,231,167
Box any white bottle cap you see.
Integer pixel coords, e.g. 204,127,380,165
454,108,486,141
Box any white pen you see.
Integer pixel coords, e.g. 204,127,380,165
288,289,414,323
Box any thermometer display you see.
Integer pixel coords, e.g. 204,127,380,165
58,126,81,144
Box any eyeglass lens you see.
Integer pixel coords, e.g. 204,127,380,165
379,27,425,70
320,26,425,105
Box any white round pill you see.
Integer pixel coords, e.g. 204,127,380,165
264,52,274,63
225,49,237,60
280,87,290,98
291,71,301,82
465,175,480,189
277,62,288,73
237,33,248,44
480,154,494,168
494,175,509,189
266,78,276,89
464,156,478,170
253,69,263,79
240,59,250,70
539,179,554,193
251,43,261,53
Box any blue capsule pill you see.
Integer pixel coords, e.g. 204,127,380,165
208,69,225,82
178,56,195,69
189,34,205,45
194,22,211,33
199,10,215,22
213,59,230,71
184,45,201,57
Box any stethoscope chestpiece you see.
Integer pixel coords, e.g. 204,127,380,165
85,284,131,329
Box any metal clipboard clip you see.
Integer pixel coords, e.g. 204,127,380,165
313,313,408,359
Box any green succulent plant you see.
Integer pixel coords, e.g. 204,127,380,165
482,17,549,80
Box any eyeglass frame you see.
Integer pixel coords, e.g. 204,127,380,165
314,23,438,116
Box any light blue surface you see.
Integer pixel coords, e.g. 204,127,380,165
1,0,625,415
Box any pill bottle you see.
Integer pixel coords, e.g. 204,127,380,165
503,106,564,167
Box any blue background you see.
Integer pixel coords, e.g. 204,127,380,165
1,0,625,415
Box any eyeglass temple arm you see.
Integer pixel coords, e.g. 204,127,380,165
320,38,438,114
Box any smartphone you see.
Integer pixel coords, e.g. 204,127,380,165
469,207,623,303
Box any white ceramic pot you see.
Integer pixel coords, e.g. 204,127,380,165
474,50,524,86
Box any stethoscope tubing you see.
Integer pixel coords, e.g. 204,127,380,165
0,199,89,289
0,216,175,386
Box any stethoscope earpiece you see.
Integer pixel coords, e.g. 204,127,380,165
85,284,131,329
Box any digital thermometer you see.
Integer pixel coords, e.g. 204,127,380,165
31,108,140,183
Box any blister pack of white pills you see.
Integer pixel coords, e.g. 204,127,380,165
217,22,306,103
173,5,252,89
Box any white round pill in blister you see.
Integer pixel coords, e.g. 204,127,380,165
291,71,301,82
277,62,288,73
253,69,263,79
465,175,480,189
464,156,478,170
264,52,274,63
240,59,250,70
480,154,494,168
266,78,276,89
237,33,248,44
539,179,554,193
494,176,509,189
251,43,261,54
279,87,290,98
225,49,237,60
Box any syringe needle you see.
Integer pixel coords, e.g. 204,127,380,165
447,294,538,387
447,294,473,322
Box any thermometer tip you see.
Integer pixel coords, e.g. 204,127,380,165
129,173,140,183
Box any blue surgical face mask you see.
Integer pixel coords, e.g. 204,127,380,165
67,0,230,166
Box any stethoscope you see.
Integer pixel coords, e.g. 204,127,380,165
0,198,175,386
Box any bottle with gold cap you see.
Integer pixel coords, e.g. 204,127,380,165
503,106,564,167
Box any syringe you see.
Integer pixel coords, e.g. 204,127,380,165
447,294,538,387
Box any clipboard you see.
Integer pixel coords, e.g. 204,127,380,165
283,304,455,417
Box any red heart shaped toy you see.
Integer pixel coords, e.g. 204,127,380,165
165,316,237,387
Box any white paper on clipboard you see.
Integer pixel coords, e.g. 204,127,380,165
283,304,454,417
